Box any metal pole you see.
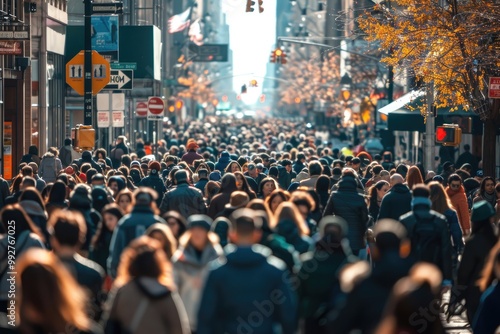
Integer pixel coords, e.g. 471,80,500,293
108,91,113,150
84,0,93,126
425,83,435,172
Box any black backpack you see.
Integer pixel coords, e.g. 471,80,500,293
405,213,442,265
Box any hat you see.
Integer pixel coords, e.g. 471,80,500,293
460,163,472,170
198,168,208,176
256,163,264,170
131,161,141,168
332,167,342,180
247,163,256,171
187,139,199,151
149,161,161,174
476,169,484,177
351,157,361,165
65,166,75,175
187,214,212,231
442,161,454,171
318,215,348,238
209,171,222,181
225,191,250,209
471,200,496,222
374,154,382,160
174,170,188,183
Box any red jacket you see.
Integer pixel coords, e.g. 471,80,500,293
446,185,471,231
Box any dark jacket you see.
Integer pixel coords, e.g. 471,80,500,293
181,150,204,166
328,251,412,333
194,178,209,193
457,220,497,323
78,151,103,173
138,173,166,207
107,205,166,278
455,151,478,174
293,160,306,175
323,176,369,251
276,219,313,254
214,152,231,173
472,281,500,334
159,182,207,217
59,144,73,167
400,205,453,281
260,232,300,275
197,244,297,334
109,142,129,169
377,183,412,221
208,177,238,219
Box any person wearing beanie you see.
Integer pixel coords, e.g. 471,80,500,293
214,151,231,174
138,161,166,207
181,139,204,166
457,200,498,324
172,214,223,332
159,169,207,217
399,184,453,285
107,187,166,278
209,170,222,182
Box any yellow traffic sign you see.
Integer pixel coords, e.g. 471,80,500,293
66,50,110,96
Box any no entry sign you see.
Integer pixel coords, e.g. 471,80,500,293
147,97,165,120
136,101,148,117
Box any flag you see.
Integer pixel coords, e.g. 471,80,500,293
189,19,204,46
168,8,191,34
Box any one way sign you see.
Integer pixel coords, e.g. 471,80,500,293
104,70,133,90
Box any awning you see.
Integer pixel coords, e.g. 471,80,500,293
378,90,479,132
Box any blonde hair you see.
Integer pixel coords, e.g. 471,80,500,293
16,249,90,332
275,201,310,236
114,236,176,291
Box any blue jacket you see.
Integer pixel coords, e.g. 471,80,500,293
107,206,166,277
214,151,231,173
377,183,412,221
197,244,297,334
473,281,500,334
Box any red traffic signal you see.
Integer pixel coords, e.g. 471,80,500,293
270,51,276,63
258,0,264,13
436,125,461,146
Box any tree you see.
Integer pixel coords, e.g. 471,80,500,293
358,0,500,177
176,63,216,105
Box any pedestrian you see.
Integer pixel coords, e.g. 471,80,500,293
162,210,188,240
197,208,297,334
107,187,166,278
377,173,412,221
172,215,224,333
473,176,497,208
456,200,498,324
181,139,204,166
20,145,41,166
59,138,74,167
138,161,166,207
234,171,257,199
259,177,278,200
208,173,237,218
115,189,134,213
19,187,50,245
275,201,313,254
406,165,424,190
12,249,101,333
109,136,129,169
68,184,101,253
39,147,63,183
367,180,390,222
160,169,206,217
145,223,178,259
399,184,453,285
103,236,190,334
446,174,471,236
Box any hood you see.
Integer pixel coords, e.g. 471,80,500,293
224,244,271,267
220,173,237,193
337,176,357,191
82,151,92,161
135,277,171,299
42,152,55,159
20,200,48,218
391,183,410,194
221,151,230,158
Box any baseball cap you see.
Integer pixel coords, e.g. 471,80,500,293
247,163,256,171
476,169,484,177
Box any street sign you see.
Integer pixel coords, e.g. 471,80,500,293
97,111,110,128
488,77,500,99
136,102,148,117
188,44,228,62
112,111,125,127
92,2,124,15
111,62,137,70
66,50,110,95
147,96,164,120
104,70,133,90
0,30,30,40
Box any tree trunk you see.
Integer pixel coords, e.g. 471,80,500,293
482,99,500,178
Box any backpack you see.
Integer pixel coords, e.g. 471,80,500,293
404,213,442,265
110,147,124,167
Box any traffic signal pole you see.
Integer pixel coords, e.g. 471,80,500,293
84,0,93,126
425,82,435,172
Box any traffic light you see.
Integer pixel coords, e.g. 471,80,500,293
270,50,276,63
167,99,175,113
175,100,183,110
246,0,255,12
436,125,462,146
280,51,287,64
241,84,247,94
250,79,258,87
258,0,264,13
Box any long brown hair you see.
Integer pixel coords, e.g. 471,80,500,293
275,201,310,236
146,223,178,259
114,236,175,291
428,181,454,215
406,165,424,190
247,198,276,230
16,249,90,332
0,204,45,242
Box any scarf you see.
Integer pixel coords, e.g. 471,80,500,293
483,191,497,207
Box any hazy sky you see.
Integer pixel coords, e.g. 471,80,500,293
222,0,276,103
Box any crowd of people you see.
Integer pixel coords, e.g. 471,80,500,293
0,117,499,334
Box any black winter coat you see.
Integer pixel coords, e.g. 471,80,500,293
377,183,412,221
323,176,369,251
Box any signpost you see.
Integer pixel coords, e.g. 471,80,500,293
188,44,229,62
111,62,137,70
66,50,110,96
488,77,500,99
147,97,165,120
104,70,133,90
